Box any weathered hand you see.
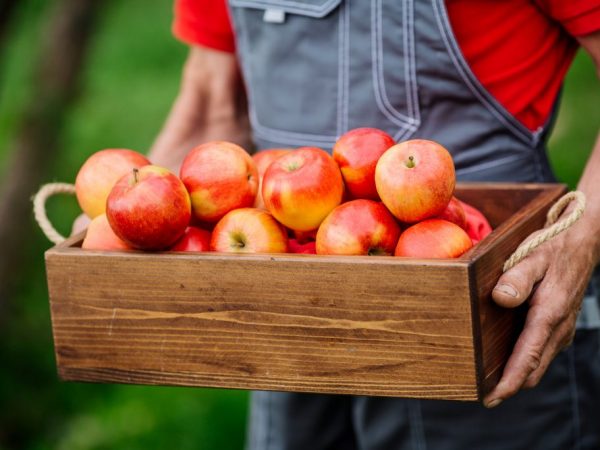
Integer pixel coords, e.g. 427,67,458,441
483,218,596,408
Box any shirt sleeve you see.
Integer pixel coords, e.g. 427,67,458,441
172,0,236,53
537,0,600,36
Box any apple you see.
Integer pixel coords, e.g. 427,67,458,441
316,199,401,256
169,226,211,252
75,149,150,218
292,228,317,242
107,165,191,250
262,147,344,231
81,213,132,251
253,149,291,209
458,199,493,244
394,219,472,258
180,141,258,223
435,196,467,230
333,128,395,200
375,139,455,223
210,208,288,253
288,238,317,254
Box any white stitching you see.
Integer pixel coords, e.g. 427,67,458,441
393,0,418,142
431,0,535,145
402,0,413,119
337,1,344,137
371,0,419,138
234,0,340,145
230,0,341,17
342,0,350,134
377,0,418,126
408,0,420,123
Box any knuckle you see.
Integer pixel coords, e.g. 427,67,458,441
534,306,564,329
523,375,541,389
561,331,576,350
525,350,542,372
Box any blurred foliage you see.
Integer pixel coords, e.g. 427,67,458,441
0,1,598,449
0,2,247,450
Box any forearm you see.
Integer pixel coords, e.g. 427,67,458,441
573,132,600,265
149,46,251,173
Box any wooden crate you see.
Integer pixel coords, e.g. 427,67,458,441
44,183,565,401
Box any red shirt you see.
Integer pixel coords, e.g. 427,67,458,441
173,0,600,131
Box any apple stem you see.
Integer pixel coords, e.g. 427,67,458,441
406,156,415,168
133,168,139,184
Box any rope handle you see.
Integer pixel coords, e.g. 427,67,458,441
503,191,586,272
33,182,77,244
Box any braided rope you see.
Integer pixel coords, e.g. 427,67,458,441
32,182,77,244
503,191,586,272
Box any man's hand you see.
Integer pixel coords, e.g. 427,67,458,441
484,30,600,409
484,211,597,407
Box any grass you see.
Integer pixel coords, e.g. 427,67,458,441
0,1,598,449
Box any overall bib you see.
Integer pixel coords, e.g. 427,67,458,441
228,0,600,448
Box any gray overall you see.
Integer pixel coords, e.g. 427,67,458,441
228,0,600,448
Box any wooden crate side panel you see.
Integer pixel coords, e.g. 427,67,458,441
469,185,566,396
46,253,478,400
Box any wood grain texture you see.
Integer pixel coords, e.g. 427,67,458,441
44,183,566,401
46,252,476,399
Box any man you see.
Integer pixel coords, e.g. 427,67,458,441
150,1,600,448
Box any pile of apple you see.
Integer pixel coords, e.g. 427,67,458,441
77,128,490,258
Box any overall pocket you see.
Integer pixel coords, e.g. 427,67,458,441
230,0,344,147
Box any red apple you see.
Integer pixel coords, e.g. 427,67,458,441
394,219,472,258
435,196,467,230
288,239,317,254
293,229,317,244
253,149,291,209
210,208,288,253
75,149,150,218
333,128,395,200
107,165,191,250
262,147,344,231
375,139,455,223
316,199,401,256
458,199,493,244
81,214,132,251
169,226,211,252
180,141,258,223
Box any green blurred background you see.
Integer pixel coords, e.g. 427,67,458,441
0,1,598,449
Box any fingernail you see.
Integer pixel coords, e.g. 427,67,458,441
494,283,517,297
485,398,502,408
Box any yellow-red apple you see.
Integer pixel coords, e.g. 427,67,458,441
180,141,258,223
210,208,288,253
394,219,472,258
435,196,467,230
316,199,401,255
262,147,344,231
75,149,150,218
333,128,395,200
253,149,291,209
81,213,132,251
375,139,455,223
169,226,211,252
107,165,191,250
